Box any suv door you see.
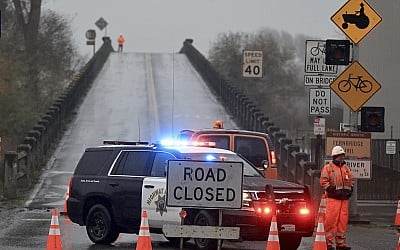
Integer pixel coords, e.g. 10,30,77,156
142,151,181,228
107,150,152,230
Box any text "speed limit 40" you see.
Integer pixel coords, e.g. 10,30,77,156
242,50,263,78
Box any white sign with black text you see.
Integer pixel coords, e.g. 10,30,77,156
314,117,326,135
166,160,243,209
304,74,337,86
386,141,396,155
309,88,331,116
324,159,371,179
242,50,263,78
305,40,338,74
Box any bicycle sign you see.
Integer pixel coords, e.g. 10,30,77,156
338,74,372,93
330,61,381,112
305,40,337,74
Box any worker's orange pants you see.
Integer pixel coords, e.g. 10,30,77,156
324,198,349,247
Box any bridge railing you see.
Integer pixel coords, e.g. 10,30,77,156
180,38,400,201
180,39,324,205
2,37,114,199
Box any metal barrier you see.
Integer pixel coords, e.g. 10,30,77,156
2,37,114,199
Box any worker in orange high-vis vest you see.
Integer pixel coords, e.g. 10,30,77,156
117,34,125,52
320,146,355,250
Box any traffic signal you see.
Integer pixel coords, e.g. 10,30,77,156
325,39,351,65
360,107,385,132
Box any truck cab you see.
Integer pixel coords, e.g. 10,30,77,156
177,120,278,179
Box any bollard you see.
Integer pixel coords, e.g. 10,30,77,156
4,152,18,199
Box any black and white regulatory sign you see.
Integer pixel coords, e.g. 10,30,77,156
309,88,331,116
166,160,243,209
242,50,263,78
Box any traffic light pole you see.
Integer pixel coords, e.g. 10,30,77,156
349,45,359,220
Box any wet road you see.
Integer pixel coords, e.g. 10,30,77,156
0,52,399,249
0,203,398,250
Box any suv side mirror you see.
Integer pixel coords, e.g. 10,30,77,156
261,159,269,170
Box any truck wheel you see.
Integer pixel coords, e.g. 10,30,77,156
86,204,119,244
193,210,218,250
279,235,302,250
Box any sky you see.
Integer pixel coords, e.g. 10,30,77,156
45,0,348,57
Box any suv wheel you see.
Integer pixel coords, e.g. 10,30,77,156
193,210,218,250
86,204,119,244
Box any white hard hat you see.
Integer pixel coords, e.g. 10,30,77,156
331,146,345,157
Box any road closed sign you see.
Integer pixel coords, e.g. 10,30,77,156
309,88,331,116
166,160,243,209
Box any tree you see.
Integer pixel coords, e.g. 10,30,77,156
10,0,42,101
0,2,81,150
208,28,308,131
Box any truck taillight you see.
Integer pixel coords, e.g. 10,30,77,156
270,151,277,165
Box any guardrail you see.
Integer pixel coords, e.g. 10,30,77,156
179,39,324,207
2,37,114,199
179,38,400,201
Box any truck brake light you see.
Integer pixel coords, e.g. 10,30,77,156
270,151,277,165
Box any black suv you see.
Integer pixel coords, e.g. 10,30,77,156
67,141,314,250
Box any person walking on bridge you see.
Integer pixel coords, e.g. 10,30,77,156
117,34,125,52
320,146,355,250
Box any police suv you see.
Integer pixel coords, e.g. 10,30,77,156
67,141,313,250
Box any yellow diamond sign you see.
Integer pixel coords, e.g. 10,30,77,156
331,0,382,44
330,61,381,112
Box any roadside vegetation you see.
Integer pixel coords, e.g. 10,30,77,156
0,0,82,195
0,0,82,156
208,29,312,132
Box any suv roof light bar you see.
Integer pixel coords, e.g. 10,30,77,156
103,140,150,145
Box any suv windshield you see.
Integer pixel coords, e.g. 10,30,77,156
180,153,262,177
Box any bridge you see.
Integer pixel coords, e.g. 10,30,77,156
1,37,399,206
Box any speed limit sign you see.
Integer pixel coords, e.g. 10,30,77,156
242,50,263,78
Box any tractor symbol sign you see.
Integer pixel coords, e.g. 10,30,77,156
342,3,369,30
331,0,382,44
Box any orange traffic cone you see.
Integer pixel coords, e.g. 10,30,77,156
317,193,327,221
313,216,327,250
136,210,152,250
265,215,280,250
46,209,62,250
395,199,400,226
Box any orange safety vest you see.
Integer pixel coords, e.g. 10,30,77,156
117,36,125,45
320,162,354,191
